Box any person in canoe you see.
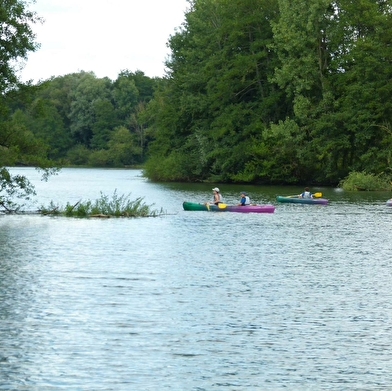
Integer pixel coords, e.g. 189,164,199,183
205,187,224,205
238,191,250,206
299,187,313,198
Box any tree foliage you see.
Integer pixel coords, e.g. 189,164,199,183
145,0,286,182
339,171,392,191
0,0,41,91
2,0,392,196
2,70,160,168
0,0,53,211
0,1,159,211
143,0,392,185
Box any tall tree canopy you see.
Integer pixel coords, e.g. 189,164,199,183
0,0,52,211
144,0,284,182
0,0,41,91
2,69,160,169
2,0,392,198
143,0,392,185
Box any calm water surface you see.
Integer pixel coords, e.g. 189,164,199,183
1,168,392,390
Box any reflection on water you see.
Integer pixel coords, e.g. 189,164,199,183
1,168,392,390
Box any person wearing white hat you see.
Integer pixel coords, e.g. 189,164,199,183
205,187,223,205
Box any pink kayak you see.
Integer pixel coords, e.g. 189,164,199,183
183,202,275,213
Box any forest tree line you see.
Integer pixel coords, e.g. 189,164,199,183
1,0,392,188
1,70,159,168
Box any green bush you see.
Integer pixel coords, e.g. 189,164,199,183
87,149,112,167
339,171,392,191
66,145,91,166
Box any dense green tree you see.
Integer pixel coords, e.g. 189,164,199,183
90,99,117,150
107,126,143,166
68,72,113,146
12,99,72,159
66,144,91,166
329,0,392,175
116,70,156,102
112,75,139,121
258,0,392,183
144,0,392,185
145,0,283,182
37,72,89,130
0,0,57,211
2,70,159,169
128,102,148,161
3,0,391,190
112,71,158,161
267,0,335,183
0,0,41,91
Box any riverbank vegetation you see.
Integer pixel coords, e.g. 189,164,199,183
143,0,392,185
1,70,156,168
2,0,392,208
339,172,392,192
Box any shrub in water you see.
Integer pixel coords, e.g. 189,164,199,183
339,171,392,191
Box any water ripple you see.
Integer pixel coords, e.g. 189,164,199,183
1,169,392,390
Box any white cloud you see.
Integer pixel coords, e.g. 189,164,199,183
19,0,188,82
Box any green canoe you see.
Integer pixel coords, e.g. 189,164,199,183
276,196,328,205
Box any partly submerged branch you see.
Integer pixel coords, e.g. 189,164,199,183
0,167,35,213
0,166,60,213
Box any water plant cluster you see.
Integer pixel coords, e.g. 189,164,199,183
39,191,163,218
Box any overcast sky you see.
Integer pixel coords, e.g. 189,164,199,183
19,0,189,82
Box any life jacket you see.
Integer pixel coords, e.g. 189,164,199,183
213,193,223,203
240,196,250,205
302,191,312,198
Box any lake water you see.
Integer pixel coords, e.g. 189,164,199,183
1,167,392,390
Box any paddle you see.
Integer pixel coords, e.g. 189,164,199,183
289,192,322,198
218,203,227,209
